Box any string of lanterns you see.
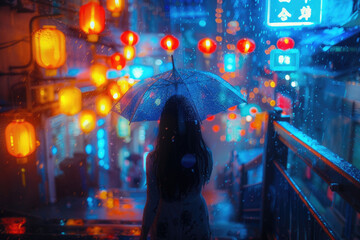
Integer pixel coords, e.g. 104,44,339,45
5,0,293,159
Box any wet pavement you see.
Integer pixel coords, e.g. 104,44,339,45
24,188,260,239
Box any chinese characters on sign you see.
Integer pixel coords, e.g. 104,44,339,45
267,0,322,27
270,49,300,71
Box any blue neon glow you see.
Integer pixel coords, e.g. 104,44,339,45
267,0,322,27
224,53,236,72
97,118,105,127
147,144,154,151
85,144,93,154
143,152,149,172
97,128,105,139
104,164,110,170
99,159,104,166
67,68,83,77
51,146,58,155
199,20,206,27
98,148,105,159
130,65,154,80
97,139,106,148
107,70,119,79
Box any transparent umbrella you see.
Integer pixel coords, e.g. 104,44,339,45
112,58,247,122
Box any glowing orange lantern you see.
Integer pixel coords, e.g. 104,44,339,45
110,52,126,70
236,38,256,54
117,78,130,95
79,110,96,133
120,31,139,46
277,37,295,50
5,119,37,158
108,82,121,100
198,38,217,55
95,94,112,116
90,63,108,87
123,46,136,60
33,25,66,76
160,35,179,52
59,86,82,116
79,1,105,42
107,0,125,17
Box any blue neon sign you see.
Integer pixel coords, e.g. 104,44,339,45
270,49,299,71
267,0,322,27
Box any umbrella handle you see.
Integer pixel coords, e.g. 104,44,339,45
171,55,175,69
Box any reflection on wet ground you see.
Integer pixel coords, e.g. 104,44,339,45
21,188,259,239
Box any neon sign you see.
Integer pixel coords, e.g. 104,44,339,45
270,49,299,71
267,0,322,27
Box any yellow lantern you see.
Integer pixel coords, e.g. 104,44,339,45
5,119,37,159
33,25,66,76
117,78,130,95
90,63,108,87
107,0,125,17
79,110,96,133
95,94,112,117
108,82,121,100
59,86,82,116
123,46,135,60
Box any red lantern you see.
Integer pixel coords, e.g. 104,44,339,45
79,1,105,42
236,38,256,54
160,35,179,52
277,37,295,50
110,52,126,70
198,38,217,55
107,0,125,17
120,31,139,46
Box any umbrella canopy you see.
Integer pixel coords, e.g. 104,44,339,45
112,66,246,123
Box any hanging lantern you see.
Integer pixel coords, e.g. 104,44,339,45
236,38,256,54
79,110,96,133
108,82,121,100
90,63,108,87
79,1,105,42
59,86,82,116
120,31,139,46
123,46,136,60
95,94,112,117
5,119,37,159
33,25,66,76
198,38,217,55
277,37,295,50
160,35,179,52
110,52,126,70
117,78,130,95
107,0,125,17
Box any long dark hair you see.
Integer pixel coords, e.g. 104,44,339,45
152,95,212,201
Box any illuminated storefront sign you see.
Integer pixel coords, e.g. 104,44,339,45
270,49,299,71
267,0,322,27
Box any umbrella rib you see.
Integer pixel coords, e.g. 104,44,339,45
128,79,160,123
180,77,202,121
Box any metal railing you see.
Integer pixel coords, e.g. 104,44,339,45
255,108,360,239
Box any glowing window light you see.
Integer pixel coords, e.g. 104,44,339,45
85,144,93,154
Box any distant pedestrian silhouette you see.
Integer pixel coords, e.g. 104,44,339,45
140,95,213,240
